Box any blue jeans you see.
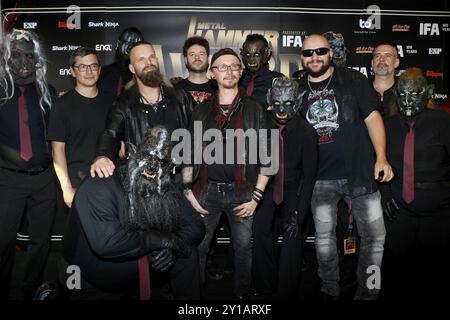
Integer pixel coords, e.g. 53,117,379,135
311,179,386,299
198,182,253,297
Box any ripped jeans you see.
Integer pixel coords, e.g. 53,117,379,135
311,179,386,299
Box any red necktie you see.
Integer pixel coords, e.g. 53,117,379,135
138,256,151,300
246,74,256,96
402,121,415,204
18,86,33,161
273,125,285,205
117,75,123,96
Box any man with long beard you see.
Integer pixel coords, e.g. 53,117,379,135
90,41,193,178
297,34,393,300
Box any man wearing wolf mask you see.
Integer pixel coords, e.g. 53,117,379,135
59,126,204,299
252,78,318,298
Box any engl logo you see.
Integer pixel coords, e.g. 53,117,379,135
95,44,113,52
359,5,381,30
23,22,37,29
419,23,440,35
59,68,71,76
392,24,410,32
426,70,444,79
429,48,442,55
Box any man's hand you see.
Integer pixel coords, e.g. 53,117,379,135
381,197,400,221
151,248,175,272
233,199,258,218
284,210,300,240
62,186,76,208
160,233,190,257
90,156,115,178
374,159,394,183
184,189,208,215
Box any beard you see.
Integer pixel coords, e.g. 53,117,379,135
302,58,331,78
186,60,208,74
136,67,164,87
373,63,393,76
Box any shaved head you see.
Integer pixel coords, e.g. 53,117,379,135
301,34,334,79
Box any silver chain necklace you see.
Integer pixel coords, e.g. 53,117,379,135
307,70,334,98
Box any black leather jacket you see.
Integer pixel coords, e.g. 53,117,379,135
95,84,194,160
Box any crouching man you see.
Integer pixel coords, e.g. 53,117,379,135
58,126,205,299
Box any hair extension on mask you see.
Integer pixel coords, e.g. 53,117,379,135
120,127,180,233
0,29,52,112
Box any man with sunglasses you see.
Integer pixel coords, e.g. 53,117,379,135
182,48,272,300
48,47,115,208
297,34,393,300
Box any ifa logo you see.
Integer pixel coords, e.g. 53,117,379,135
419,23,440,35
282,35,303,47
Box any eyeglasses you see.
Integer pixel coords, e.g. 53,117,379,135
301,47,330,57
211,63,242,72
72,63,100,72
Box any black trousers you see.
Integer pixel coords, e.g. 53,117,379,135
58,248,201,300
382,208,450,300
0,166,56,299
252,185,307,299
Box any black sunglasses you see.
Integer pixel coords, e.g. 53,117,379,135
301,47,330,57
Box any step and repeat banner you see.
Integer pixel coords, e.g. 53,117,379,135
2,0,449,108
2,0,449,241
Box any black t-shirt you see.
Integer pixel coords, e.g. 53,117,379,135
206,104,237,183
176,79,214,104
47,89,115,187
304,76,346,179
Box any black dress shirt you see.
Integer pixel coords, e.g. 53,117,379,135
384,109,450,215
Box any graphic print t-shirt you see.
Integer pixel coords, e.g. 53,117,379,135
305,76,347,179
177,79,214,104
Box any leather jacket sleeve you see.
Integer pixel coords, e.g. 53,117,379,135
95,99,126,161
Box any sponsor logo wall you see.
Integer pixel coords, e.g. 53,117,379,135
2,1,449,106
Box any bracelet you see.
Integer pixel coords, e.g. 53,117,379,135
252,190,263,203
253,187,264,196
252,194,262,203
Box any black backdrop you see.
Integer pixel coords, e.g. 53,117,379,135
2,0,449,107
1,0,449,240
